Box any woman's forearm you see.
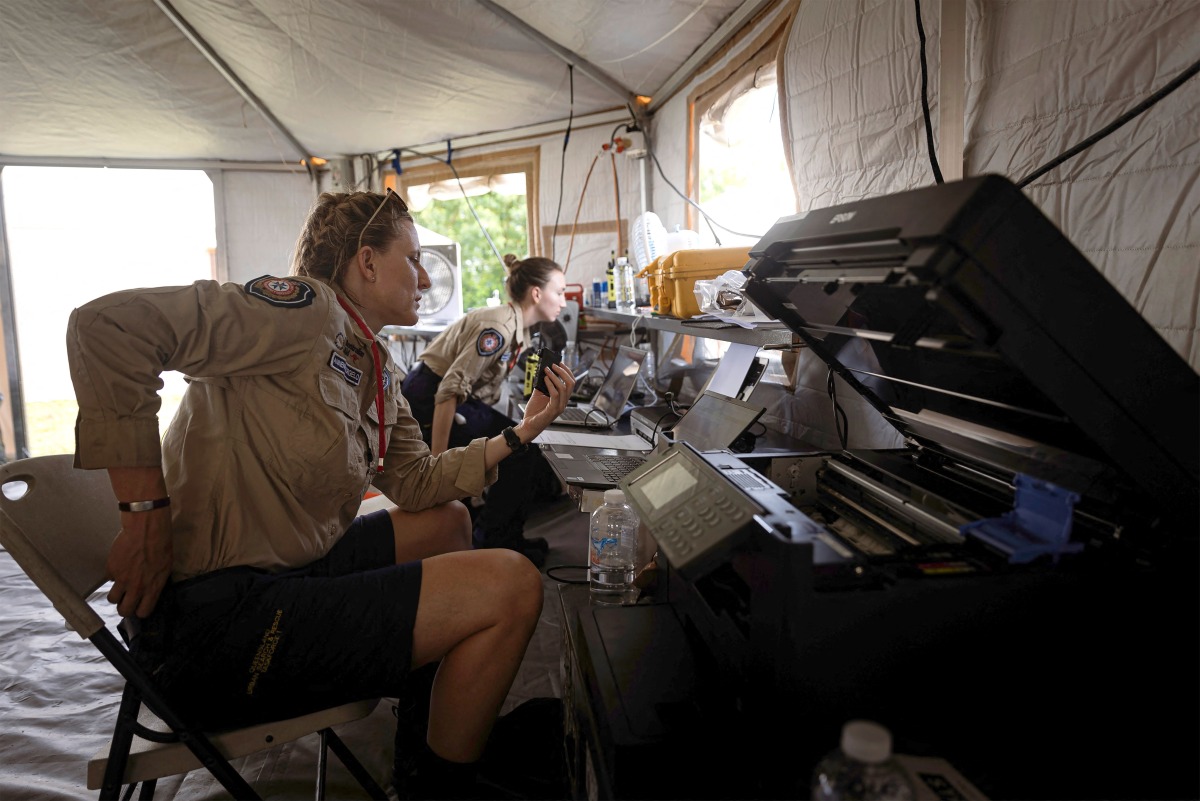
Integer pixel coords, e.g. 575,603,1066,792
430,399,456,455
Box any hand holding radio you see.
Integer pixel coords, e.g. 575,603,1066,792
533,346,562,396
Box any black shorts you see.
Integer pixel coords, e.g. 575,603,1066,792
141,509,421,729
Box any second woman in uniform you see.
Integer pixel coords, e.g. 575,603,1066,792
401,254,568,566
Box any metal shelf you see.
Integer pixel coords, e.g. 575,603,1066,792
582,307,795,347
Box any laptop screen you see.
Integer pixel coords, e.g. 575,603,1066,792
592,346,647,420
670,391,764,450
699,342,761,399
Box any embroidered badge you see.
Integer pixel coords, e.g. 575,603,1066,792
245,275,315,308
334,331,367,361
476,328,505,356
382,370,392,391
329,351,363,386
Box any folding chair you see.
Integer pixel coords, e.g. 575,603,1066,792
0,454,388,800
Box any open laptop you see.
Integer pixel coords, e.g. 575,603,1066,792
522,345,648,429
570,347,597,383
546,390,765,488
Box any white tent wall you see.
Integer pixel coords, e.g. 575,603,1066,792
536,123,646,288
213,170,315,284
763,0,1200,450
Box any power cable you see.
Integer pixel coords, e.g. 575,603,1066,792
552,65,575,261
827,367,849,450
1017,55,1200,188
393,146,505,269
645,144,765,243
913,0,944,184
563,154,602,277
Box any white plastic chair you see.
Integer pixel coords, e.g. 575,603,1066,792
0,454,387,800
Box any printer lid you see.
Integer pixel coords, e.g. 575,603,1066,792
743,175,1198,526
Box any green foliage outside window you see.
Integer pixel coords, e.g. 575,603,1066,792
412,190,529,311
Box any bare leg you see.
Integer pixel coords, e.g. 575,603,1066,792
388,500,472,563
410,548,543,762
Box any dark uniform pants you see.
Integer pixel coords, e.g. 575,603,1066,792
400,363,561,546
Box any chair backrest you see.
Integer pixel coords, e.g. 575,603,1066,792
0,454,121,638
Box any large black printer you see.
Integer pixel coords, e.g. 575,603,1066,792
567,175,1198,801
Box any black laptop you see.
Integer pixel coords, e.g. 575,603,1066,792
545,391,765,489
521,345,647,429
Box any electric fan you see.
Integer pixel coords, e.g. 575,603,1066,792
629,211,669,271
417,243,464,324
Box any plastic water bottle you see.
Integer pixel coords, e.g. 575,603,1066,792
811,721,914,801
614,257,636,312
589,489,638,603
563,340,579,373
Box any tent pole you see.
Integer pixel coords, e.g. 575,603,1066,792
0,170,28,461
151,0,319,169
475,0,640,111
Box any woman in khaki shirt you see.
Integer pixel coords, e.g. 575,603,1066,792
402,254,569,566
67,188,575,799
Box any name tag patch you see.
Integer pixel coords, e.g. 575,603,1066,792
245,275,316,308
329,351,362,386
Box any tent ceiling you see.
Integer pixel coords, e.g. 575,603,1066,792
1,0,753,164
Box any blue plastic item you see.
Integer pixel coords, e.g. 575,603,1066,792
960,473,1083,564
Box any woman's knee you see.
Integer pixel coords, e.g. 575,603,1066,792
441,500,472,551
489,549,544,620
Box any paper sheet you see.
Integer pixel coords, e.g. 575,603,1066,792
534,430,653,450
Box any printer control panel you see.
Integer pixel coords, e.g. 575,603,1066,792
621,443,849,578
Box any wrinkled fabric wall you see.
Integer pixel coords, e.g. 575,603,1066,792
775,0,1200,448
216,170,316,284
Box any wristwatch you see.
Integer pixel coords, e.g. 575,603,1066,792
502,426,528,454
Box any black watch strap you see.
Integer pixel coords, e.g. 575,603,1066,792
502,426,528,453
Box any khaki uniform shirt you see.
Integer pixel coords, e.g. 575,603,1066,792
68,276,497,581
418,303,526,407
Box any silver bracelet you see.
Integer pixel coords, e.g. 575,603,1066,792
116,497,171,513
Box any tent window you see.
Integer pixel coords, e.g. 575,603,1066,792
692,61,795,248
395,148,539,312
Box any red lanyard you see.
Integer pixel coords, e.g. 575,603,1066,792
336,297,386,473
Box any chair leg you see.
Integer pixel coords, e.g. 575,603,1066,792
91,629,261,800
100,682,143,800
316,730,328,801
137,779,157,800
324,727,389,800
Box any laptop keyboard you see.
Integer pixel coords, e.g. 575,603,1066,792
587,454,646,483
558,407,609,424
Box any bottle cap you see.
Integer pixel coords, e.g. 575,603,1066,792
840,720,892,763
603,488,625,504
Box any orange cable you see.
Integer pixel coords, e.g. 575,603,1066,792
563,154,601,278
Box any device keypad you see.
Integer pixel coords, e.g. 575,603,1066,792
644,468,759,573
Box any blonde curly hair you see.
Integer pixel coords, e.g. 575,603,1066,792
291,191,413,286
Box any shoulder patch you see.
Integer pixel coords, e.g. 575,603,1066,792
245,275,316,308
476,328,505,356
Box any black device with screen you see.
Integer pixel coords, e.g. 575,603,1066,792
533,346,561,396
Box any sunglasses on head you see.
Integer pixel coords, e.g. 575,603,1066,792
357,187,409,253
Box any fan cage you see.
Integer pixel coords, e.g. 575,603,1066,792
418,250,456,315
